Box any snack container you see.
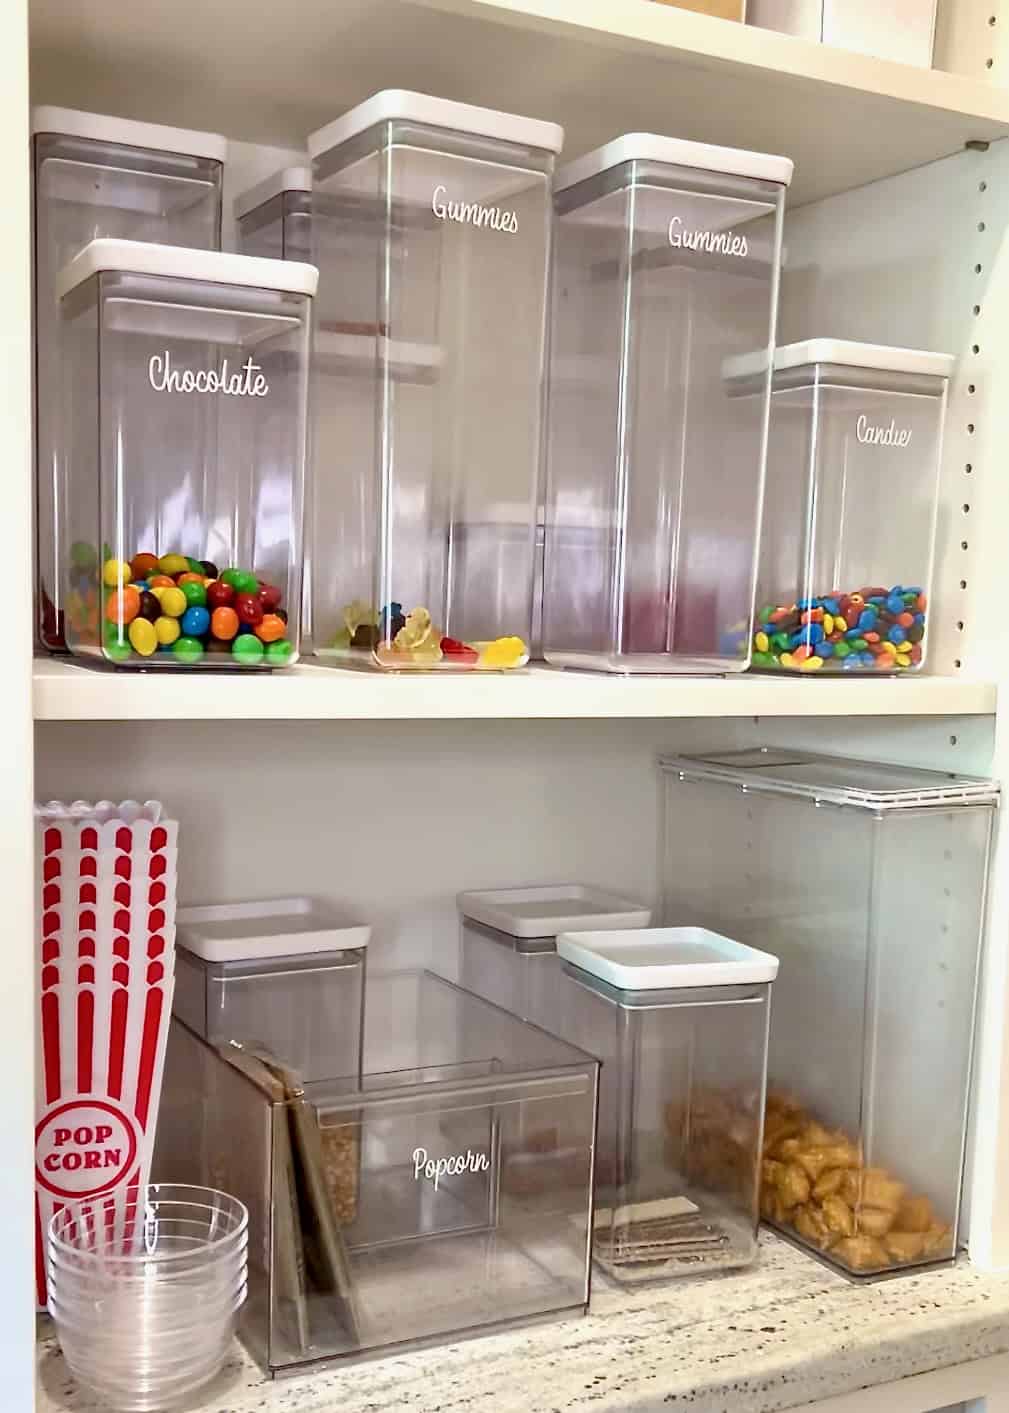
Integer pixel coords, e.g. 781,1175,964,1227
543,134,791,674
306,91,561,670
33,108,225,653
458,884,652,1030
748,0,937,66
556,927,777,1280
156,972,598,1372
660,748,998,1278
741,341,953,674
234,166,312,262
57,239,315,668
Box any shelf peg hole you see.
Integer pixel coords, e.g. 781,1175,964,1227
957,620,965,630
968,382,976,392
966,462,973,473
972,343,981,354
979,221,987,231
976,263,983,274
967,422,975,433
950,734,959,745
962,539,969,550
980,179,988,191
964,502,971,513
960,579,968,590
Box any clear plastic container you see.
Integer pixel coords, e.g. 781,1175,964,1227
660,748,998,1278
156,972,598,1373
306,90,561,670
556,927,776,1280
458,884,652,1030
57,239,316,668
742,341,953,674
234,166,312,262
543,134,792,674
32,108,226,654
747,0,936,66
174,898,368,1083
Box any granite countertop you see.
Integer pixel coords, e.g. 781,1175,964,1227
36,1233,1009,1413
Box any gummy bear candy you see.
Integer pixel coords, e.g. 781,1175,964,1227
440,636,479,665
394,607,442,659
478,636,527,669
343,598,378,636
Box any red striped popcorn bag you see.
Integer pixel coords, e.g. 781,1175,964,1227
34,800,177,1305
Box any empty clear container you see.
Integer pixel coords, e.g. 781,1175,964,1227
458,884,652,1030
157,972,599,1373
174,898,368,1083
307,91,561,670
744,341,953,674
556,927,777,1279
58,239,316,668
33,108,226,653
234,166,312,262
661,748,998,1278
543,134,792,674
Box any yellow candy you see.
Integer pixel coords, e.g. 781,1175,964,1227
128,617,157,657
881,640,898,657
154,616,181,646
896,653,912,669
779,652,795,669
394,607,440,653
102,558,130,589
799,655,824,671
754,631,769,653
157,553,190,576
159,586,187,618
478,636,527,669
822,613,834,636
343,598,378,635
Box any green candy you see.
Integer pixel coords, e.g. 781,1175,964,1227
265,638,294,666
220,568,243,588
186,557,205,573
103,625,132,663
758,605,773,624
834,642,851,659
852,637,868,651
750,650,776,668
233,633,265,664
180,580,207,608
771,632,790,651
232,570,259,595
172,635,204,664
71,541,98,571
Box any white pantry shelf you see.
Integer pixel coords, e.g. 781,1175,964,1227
33,659,996,722
28,0,1009,207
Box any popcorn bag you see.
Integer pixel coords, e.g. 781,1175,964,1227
34,800,178,1306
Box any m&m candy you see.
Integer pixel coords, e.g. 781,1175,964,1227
751,585,926,674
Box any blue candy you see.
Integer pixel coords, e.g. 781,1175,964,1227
796,598,816,611
823,598,840,615
789,631,805,649
806,623,824,645
889,625,907,645
886,595,904,614
913,612,925,625
130,580,149,590
181,605,210,638
845,628,863,641
818,641,835,658
861,652,876,666
858,609,877,630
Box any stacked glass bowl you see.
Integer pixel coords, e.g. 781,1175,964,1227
47,1184,248,1411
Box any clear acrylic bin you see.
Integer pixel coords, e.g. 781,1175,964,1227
234,167,312,262
748,0,937,66
306,91,562,670
556,928,777,1280
156,972,599,1373
33,108,226,654
174,899,369,1083
458,884,652,1030
543,135,792,674
661,748,998,1278
744,341,953,674
57,239,316,668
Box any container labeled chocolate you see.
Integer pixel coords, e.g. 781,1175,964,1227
736,340,953,674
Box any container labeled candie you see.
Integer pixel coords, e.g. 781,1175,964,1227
747,341,953,674
543,135,792,674
307,91,561,670
57,239,316,668
661,749,998,1278
33,108,226,653
556,927,778,1280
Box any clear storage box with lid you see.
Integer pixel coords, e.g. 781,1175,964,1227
660,748,998,1278
157,971,599,1372
555,927,777,1279
173,898,369,1083
306,91,561,671
234,167,312,262
33,108,226,653
742,340,953,674
57,239,315,668
543,134,792,674
458,884,652,1030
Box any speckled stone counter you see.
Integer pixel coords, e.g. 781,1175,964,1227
36,1233,1009,1413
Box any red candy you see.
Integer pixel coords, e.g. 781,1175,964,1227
257,583,283,612
206,580,235,611
440,636,479,664
234,592,263,627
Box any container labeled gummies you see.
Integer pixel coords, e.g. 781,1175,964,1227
57,239,315,668
661,748,997,1279
307,91,561,670
33,108,226,653
543,135,792,674
234,167,312,262
746,340,953,674
556,927,778,1280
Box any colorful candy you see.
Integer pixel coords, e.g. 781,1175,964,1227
335,598,527,670
752,586,926,674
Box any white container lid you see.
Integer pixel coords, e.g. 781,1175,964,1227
308,89,563,162
234,165,312,222
773,339,955,379
177,897,370,962
56,238,319,301
31,105,226,163
458,884,652,938
557,926,779,989
555,133,793,195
